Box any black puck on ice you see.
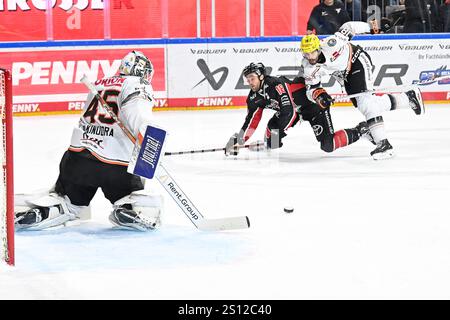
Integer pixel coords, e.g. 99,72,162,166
283,207,294,213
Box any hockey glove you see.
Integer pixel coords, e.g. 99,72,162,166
225,133,243,156
312,88,334,110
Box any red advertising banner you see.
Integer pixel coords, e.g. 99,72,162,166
0,47,165,114
0,0,315,42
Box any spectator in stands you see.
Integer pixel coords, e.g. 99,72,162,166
403,0,440,33
345,0,354,20
437,0,450,32
307,0,351,35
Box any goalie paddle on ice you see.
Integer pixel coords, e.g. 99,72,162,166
80,75,250,231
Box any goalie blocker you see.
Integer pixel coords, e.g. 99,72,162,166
128,125,167,180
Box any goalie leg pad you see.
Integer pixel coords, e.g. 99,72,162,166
109,191,163,231
14,193,84,230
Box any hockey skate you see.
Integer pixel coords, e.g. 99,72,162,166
370,139,394,160
405,88,425,115
355,121,375,145
15,205,71,230
109,205,161,231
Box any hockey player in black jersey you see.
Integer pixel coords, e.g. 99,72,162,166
225,62,372,156
284,76,374,154
225,62,299,156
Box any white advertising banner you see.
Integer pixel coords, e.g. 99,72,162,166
1,36,449,115
166,37,450,108
166,41,303,107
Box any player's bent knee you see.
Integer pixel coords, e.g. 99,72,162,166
320,138,334,153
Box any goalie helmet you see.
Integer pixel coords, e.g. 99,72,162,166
119,50,154,82
243,62,266,77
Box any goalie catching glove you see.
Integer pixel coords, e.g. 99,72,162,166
312,88,334,110
225,132,245,156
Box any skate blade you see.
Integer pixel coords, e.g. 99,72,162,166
372,150,395,160
414,88,425,115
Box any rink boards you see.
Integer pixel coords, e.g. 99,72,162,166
0,34,449,115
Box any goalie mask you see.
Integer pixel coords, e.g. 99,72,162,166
119,50,154,82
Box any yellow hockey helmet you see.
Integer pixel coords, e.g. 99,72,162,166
300,34,321,54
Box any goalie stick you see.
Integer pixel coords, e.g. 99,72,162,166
336,74,450,101
80,75,250,231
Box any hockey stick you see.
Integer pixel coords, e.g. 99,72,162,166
336,74,450,100
80,75,250,231
164,142,265,156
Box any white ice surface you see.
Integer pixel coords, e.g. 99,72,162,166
1,104,450,299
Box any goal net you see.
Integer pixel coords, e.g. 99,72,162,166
0,68,14,266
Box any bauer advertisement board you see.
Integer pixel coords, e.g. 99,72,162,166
168,37,450,107
0,35,449,115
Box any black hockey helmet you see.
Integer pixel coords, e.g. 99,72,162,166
243,62,266,77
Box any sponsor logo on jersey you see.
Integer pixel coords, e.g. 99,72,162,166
327,38,337,47
324,110,334,134
81,132,104,149
313,125,323,136
95,77,125,87
266,99,280,111
330,47,344,62
351,47,362,63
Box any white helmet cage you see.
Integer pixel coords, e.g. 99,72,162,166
119,50,154,82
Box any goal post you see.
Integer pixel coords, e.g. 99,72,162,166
1,68,14,266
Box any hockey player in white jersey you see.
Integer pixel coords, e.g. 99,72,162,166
300,21,425,160
15,51,163,231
